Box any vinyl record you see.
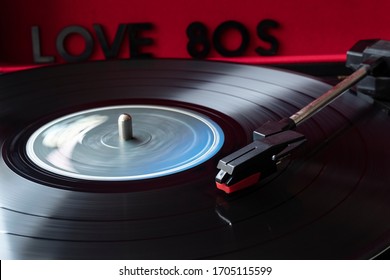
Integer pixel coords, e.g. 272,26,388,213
1,59,390,259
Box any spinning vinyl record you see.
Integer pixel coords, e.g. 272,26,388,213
0,59,390,259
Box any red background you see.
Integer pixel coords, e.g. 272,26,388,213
1,0,390,65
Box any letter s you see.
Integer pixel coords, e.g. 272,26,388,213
256,19,280,56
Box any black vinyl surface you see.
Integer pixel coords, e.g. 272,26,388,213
1,59,390,259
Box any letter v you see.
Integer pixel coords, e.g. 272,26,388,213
94,24,127,59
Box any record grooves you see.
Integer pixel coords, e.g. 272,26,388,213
1,59,390,259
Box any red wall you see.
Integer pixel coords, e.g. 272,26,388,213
1,0,390,64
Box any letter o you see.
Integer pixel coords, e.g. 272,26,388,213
212,21,250,57
56,26,94,62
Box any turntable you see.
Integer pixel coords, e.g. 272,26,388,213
1,38,390,260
